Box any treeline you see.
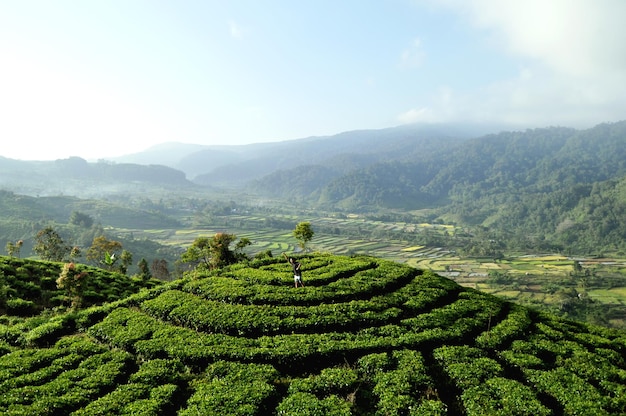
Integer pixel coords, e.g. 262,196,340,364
0,191,182,275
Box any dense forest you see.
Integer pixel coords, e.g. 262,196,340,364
249,122,626,253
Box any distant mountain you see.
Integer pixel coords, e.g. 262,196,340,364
193,123,486,186
105,123,500,182
0,156,198,198
248,122,626,209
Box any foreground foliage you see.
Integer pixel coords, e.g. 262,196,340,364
0,253,625,415
0,256,160,316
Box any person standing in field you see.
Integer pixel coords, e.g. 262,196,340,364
283,253,304,288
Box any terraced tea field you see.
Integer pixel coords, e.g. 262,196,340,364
2,254,625,414
120,215,626,327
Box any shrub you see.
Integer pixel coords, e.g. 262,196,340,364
276,392,352,416
461,377,550,416
6,298,37,316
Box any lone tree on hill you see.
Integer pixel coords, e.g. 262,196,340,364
86,236,131,273
181,233,251,270
293,222,314,251
34,227,71,261
5,240,23,258
56,262,87,309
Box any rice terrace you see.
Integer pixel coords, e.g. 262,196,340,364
121,210,626,329
1,253,626,415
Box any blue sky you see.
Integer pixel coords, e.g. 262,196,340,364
1,0,625,160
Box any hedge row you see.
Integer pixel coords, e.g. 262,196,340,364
183,258,417,306
139,271,462,337
0,336,133,415
359,350,447,416
500,332,626,413
90,305,489,370
475,303,532,349
0,279,184,348
72,383,178,416
179,361,279,416
140,289,404,336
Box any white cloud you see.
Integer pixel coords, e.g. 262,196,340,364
457,0,626,78
405,0,626,127
398,107,432,123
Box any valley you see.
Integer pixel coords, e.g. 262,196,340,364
112,205,626,329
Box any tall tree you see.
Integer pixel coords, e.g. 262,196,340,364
5,240,22,258
181,233,251,271
293,222,314,251
56,263,88,309
137,258,152,281
69,211,94,228
86,236,123,271
33,227,70,261
151,258,170,281
119,250,133,274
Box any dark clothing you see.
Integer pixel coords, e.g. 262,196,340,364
292,261,302,277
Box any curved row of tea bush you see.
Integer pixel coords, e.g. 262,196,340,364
1,254,626,415
139,272,462,336
184,256,418,306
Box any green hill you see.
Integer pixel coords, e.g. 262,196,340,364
1,253,626,415
0,257,160,317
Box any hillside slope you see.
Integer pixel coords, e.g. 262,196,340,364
308,122,626,210
1,254,625,415
0,256,160,317
0,156,197,198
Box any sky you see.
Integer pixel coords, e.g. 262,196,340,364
1,0,625,161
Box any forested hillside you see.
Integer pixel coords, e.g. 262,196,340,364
2,121,626,254
249,121,626,252
1,254,625,415
0,191,182,270
193,124,471,185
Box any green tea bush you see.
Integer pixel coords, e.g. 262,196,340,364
525,367,610,414
433,345,503,389
179,361,279,416
129,358,186,386
461,377,550,416
6,298,37,316
276,392,352,416
475,304,532,349
288,366,360,397
370,350,437,416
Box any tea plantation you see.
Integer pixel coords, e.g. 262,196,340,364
1,253,626,415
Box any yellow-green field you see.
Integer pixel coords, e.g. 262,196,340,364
116,216,626,328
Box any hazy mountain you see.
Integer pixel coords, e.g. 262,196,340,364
0,156,198,198
248,122,626,209
105,123,502,183
192,123,490,185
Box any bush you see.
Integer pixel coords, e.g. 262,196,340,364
6,298,37,316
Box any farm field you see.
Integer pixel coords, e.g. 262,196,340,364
116,212,626,328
